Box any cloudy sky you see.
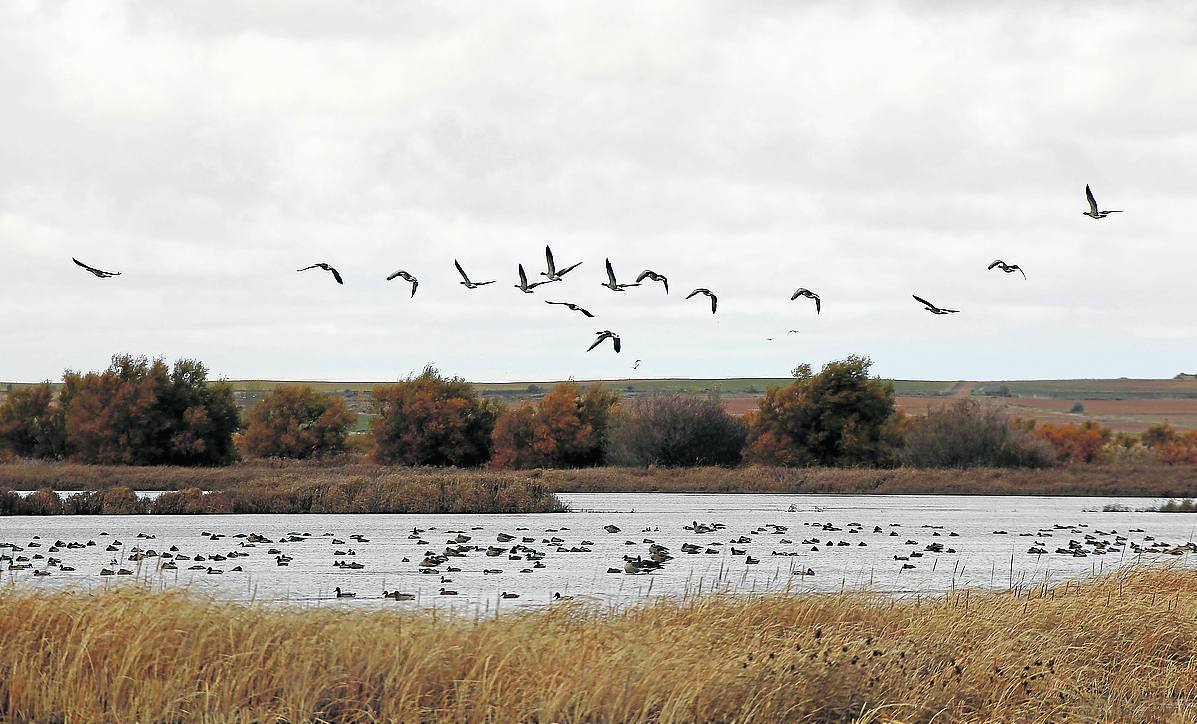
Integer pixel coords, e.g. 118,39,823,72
3,2,1195,384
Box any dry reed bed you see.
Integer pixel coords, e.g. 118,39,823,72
4,459,1197,498
1,569,1195,722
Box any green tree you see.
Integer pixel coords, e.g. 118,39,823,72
744,355,901,467
242,385,357,459
371,366,501,466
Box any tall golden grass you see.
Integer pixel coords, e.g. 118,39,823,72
3,458,1197,499
1,569,1195,721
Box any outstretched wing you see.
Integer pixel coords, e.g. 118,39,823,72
329,267,344,285
685,289,701,299
386,269,405,281
636,270,654,283
545,245,556,274
987,260,1003,270
454,259,471,283
605,258,617,285
518,264,528,288
410,279,418,297
709,294,718,314
297,264,321,272
73,257,119,276
555,261,582,277
814,296,821,314
1085,184,1099,215
578,306,595,318
586,334,605,352
613,336,621,353
1013,266,1026,280
912,295,936,309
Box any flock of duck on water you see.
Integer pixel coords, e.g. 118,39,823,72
68,185,1122,356
6,496,1195,604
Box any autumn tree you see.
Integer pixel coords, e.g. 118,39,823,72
743,355,902,467
371,366,501,466
491,383,619,468
606,394,746,467
0,383,66,458
242,385,358,459
1034,420,1111,463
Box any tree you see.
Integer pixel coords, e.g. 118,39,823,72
900,399,1055,468
744,356,901,467
0,383,66,458
606,394,746,467
242,385,357,459
1034,421,1111,463
491,383,619,468
371,366,500,466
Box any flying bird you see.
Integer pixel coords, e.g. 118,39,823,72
587,330,621,353
790,288,821,314
686,288,718,314
515,264,551,293
541,246,582,281
633,359,641,369
297,263,343,285
455,260,495,289
601,259,640,292
912,295,960,315
987,260,1026,279
787,329,799,334
635,269,669,294
545,300,594,317
386,269,419,296
1083,184,1122,219
72,258,121,278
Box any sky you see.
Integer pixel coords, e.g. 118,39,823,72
2,1,1196,383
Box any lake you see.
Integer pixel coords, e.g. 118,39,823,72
3,493,1194,611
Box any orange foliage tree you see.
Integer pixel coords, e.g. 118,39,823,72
743,356,902,467
242,385,357,459
370,367,501,467
1154,429,1197,464
490,383,619,469
1033,420,1111,463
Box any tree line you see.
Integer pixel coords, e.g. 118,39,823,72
3,354,1194,468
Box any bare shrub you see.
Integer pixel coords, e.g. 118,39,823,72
901,399,1056,468
607,394,746,467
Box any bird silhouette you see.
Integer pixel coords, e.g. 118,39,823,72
913,295,960,315
541,246,582,281
987,260,1026,279
72,258,121,278
545,300,594,317
1084,184,1123,219
455,260,495,289
515,264,551,293
686,288,718,314
636,270,669,294
297,263,343,285
601,259,640,291
386,269,419,296
633,359,641,369
588,330,621,353
790,288,821,314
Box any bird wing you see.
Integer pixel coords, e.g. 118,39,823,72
635,270,654,283
814,297,821,314
1013,265,1026,280
943,308,960,313
662,277,668,294
586,335,604,352
685,289,701,299
518,264,528,287
477,280,496,286
613,336,621,353
545,246,556,274
330,268,344,285
454,260,471,283
912,295,936,309
1086,185,1099,215
605,258,617,285
579,306,595,318
386,269,404,281
987,260,1003,270
556,261,582,276
545,300,563,307
410,279,418,297
710,294,718,314
297,264,320,272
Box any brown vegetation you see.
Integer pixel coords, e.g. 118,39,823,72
370,367,500,467
1,569,1195,721
607,394,746,467
241,384,357,459
490,383,618,468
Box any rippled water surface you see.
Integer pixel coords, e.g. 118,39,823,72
3,493,1195,611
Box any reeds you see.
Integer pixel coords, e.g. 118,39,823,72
1,569,1195,721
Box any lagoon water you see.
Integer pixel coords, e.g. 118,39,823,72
3,493,1195,611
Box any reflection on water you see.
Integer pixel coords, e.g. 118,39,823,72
2,493,1195,611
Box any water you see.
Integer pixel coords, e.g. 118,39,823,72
2,493,1194,611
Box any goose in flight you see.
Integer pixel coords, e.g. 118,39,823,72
601,259,640,291
788,329,799,334
587,330,621,353
1084,184,1123,219
686,288,718,314
455,260,495,289
987,260,1026,279
541,246,583,281
633,359,641,369
545,300,594,317
635,269,669,294
912,295,960,315
297,263,343,285
790,288,821,314
386,269,419,296
515,264,551,293
72,258,121,278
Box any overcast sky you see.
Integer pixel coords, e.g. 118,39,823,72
3,2,1195,384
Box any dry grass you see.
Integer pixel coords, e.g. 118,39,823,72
1,569,1195,721
3,459,1197,500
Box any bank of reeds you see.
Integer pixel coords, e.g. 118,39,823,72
0,472,565,515
2,458,1197,501
0,568,1195,721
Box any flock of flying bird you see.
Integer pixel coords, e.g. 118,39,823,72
70,185,1122,355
